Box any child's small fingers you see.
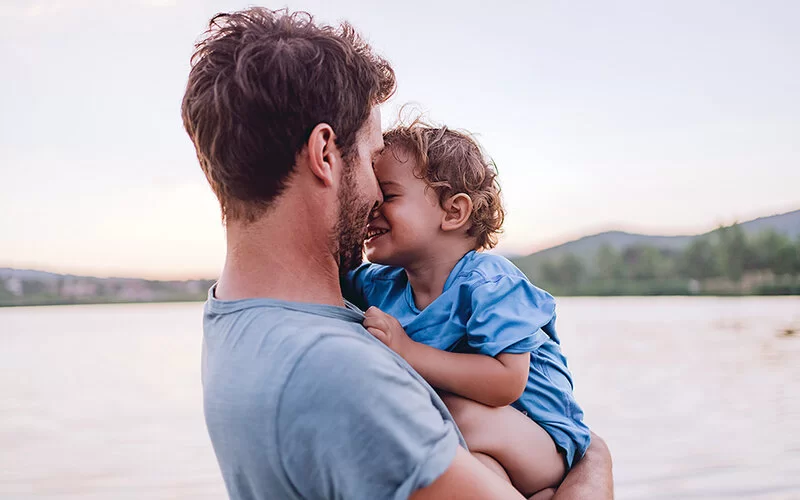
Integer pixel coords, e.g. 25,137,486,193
366,327,388,342
363,316,381,330
364,315,389,330
365,306,388,318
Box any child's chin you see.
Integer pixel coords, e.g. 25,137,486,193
365,247,395,266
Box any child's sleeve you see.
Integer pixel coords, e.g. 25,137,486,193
340,263,374,310
465,275,555,357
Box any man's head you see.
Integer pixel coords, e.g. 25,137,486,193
181,7,395,269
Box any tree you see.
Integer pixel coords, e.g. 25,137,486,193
622,245,668,280
558,253,586,287
539,253,586,288
773,241,800,277
749,230,790,271
680,237,719,279
595,245,624,281
539,260,562,285
715,224,750,282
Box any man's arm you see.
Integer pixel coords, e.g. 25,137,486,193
416,434,612,500
552,432,614,500
411,447,525,500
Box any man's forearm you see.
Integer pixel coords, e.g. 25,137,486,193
552,432,613,500
411,447,525,500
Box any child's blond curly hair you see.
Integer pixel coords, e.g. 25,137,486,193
383,119,505,249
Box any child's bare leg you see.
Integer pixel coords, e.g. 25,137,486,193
472,452,510,481
441,392,566,497
528,488,556,500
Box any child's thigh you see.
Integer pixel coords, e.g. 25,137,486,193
440,392,565,495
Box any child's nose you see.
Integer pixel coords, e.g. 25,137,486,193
369,203,381,221
374,181,384,206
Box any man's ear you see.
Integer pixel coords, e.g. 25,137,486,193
305,123,339,187
441,193,473,232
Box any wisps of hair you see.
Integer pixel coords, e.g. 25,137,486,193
383,109,505,249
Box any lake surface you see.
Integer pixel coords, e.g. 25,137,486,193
1,297,799,499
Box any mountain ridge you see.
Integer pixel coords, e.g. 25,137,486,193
512,209,800,277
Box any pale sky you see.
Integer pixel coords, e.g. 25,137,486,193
1,0,798,279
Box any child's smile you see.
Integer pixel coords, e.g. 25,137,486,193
364,147,445,267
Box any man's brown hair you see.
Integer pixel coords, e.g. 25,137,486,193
181,7,396,222
384,120,505,249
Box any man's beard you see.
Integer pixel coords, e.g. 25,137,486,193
334,165,373,273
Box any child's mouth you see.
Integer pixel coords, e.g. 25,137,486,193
365,228,389,242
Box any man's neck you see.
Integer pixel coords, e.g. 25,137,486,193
215,207,344,307
404,239,476,310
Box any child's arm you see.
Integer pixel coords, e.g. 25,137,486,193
364,307,528,407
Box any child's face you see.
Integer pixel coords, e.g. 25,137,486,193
364,147,445,267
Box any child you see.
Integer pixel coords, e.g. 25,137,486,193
342,120,591,498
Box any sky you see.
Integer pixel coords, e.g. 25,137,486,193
1,0,798,279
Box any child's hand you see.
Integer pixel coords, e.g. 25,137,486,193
363,306,413,359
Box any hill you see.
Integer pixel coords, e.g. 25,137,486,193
512,209,800,281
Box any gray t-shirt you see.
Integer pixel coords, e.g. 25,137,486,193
202,287,464,499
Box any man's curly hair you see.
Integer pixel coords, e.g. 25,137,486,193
182,7,396,223
383,119,505,249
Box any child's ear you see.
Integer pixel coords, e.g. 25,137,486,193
441,193,473,232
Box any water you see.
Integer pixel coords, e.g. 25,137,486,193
1,297,798,499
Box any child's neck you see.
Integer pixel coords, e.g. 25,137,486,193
405,240,477,310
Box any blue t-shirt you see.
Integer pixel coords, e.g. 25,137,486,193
343,250,591,468
202,287,464,499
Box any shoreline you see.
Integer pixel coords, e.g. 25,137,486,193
3,292,798,308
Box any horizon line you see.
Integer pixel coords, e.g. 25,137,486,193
4,206,798,281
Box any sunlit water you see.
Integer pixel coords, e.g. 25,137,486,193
1,297,798,499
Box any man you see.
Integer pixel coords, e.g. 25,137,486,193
182,7,612,499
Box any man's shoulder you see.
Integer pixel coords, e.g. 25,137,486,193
290,330,399,373
276,332,462,500
202,300,387,395
208,301,408,382
204,299,365,339
203,302,409,433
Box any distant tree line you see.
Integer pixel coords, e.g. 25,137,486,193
0,276,216,307
534,224,800,295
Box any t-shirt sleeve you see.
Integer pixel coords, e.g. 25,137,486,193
340,263,374,310
277,335,460,500
466,275,555,357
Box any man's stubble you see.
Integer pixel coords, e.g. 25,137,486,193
334,160,374,274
